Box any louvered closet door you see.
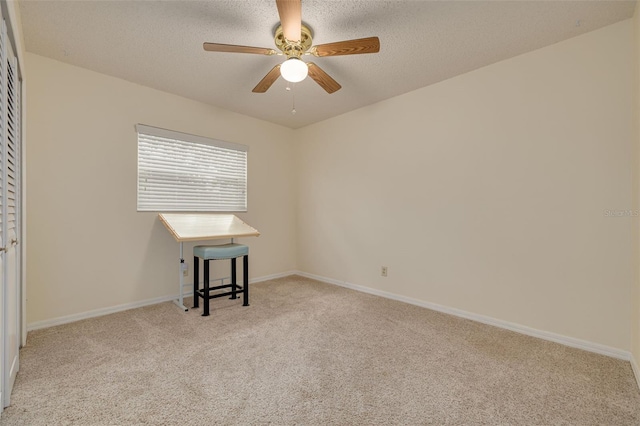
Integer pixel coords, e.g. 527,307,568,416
2,18,19,408
0,16,5,410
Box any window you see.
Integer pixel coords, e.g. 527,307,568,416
136,124,248,212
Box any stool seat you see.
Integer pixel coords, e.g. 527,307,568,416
194,243,248,260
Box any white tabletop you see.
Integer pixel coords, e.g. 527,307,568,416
158,213,260,242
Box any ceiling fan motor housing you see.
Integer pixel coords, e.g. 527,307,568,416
275,24,313,58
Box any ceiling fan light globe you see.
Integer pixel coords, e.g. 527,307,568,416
280,58,308,83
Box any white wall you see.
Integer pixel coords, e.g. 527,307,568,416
296,20,634,351
25,53,297,325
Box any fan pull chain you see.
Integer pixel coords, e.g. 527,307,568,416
290,83,296,115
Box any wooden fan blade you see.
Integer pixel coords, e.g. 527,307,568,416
252,65,281,93
307,63,341,94
203,43,276,55
313,37,380,57
276,0,302,42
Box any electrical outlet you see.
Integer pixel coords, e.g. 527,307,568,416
381,266,388,277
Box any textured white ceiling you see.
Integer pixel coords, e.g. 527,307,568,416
19,0,636,129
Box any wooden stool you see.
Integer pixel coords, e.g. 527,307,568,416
192,243,249,316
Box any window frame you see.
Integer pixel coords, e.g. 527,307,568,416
135,124,248,213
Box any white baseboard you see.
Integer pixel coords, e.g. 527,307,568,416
26,270,298,332
294,271,632,362
251,270,297,284
631,355,640,390
27,293,181,332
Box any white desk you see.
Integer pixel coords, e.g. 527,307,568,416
159,213,260,311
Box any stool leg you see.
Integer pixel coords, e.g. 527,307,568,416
230,257,237,299
203,259,210,317
243,254,249,307
192,256,199,309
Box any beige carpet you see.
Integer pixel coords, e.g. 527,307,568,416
1,275,639,425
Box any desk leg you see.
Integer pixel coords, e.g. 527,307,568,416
173,241,188,312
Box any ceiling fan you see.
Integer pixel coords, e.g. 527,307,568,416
203,0,380,94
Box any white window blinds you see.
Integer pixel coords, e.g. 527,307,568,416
136,124,248,212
